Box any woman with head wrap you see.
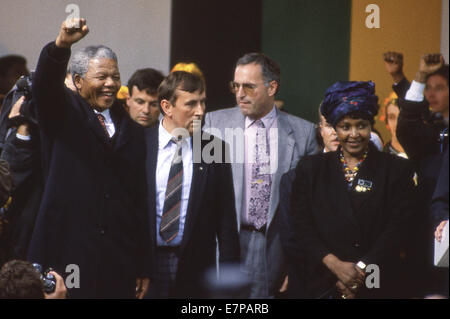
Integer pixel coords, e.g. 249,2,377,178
281,81,419,299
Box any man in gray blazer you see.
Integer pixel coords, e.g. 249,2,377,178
204,53,317,298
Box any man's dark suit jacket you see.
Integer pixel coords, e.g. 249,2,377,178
431,146,449,225
27,42,150,298
394,78,449,296
282,143,419,298
145,125,240,298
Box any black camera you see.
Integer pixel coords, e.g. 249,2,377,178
8,72,38,128
31,263,56,294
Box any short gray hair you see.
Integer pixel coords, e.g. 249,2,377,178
236,53,281,92
69,45,118,78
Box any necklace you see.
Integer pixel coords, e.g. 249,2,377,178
340,150,368,186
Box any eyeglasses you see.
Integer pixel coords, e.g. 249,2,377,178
229,81,267,95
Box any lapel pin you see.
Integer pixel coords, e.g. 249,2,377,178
413,172,418,187
356,179,372,192
199,166,203,171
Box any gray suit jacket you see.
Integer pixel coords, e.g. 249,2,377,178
204,106,317,295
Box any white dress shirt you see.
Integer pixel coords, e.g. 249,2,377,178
155,119,193,246
405,80,426,102
16,132,31,141
93,108,116,137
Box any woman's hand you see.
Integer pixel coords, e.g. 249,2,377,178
336,280,355,299
323,254,365,289
333,261,365,288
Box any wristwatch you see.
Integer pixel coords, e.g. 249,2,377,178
356,261,367,270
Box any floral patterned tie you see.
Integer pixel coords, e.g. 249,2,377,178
248,120,271,230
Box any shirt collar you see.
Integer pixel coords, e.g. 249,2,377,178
245,105,277,129
93,108,113,124
158,118,192,150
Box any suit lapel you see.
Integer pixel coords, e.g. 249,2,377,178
77,95,113,147
328,151,360,229
146,126,159,248
267,110,295,229
180,136,209,252
110,103,134,151
228,108,246,231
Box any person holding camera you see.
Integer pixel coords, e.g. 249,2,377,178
0,90,43,263
0,259,67,299
26,18,151,298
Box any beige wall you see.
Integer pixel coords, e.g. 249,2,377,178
349,0,442,142
442,0,449,61
0,0,172,82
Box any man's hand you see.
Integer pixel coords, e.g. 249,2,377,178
435,220,448,242
55,18,89,48
279,275,288,293
8,96,30,136
136,277,150,299
9,96,25,119
44,271,67,299
383,52,405,83
415,54,445,83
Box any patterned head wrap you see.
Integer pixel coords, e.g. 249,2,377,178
320,81,379,127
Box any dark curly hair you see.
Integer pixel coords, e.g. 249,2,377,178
0,260,44,299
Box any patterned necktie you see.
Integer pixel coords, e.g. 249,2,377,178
96,113,109,137
248,120,271,230
160,138,183,243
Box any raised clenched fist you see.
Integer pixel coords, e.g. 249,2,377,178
419,54,445,75
55,18,89,48
415,53,445,83
383,52,405,83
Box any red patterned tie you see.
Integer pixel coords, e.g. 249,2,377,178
96,113,109,137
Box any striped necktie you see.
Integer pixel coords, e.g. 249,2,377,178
160,138,183,243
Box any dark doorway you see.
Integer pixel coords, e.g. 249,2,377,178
171,0,262,111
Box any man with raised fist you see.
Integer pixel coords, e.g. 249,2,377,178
383,51,411,99
27,18,150,299
384,52,449,297
390,53,449,161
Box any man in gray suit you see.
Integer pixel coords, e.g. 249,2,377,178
203,53,317,298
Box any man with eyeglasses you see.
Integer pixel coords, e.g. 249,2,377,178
204,53,317,298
